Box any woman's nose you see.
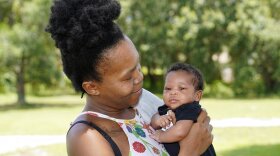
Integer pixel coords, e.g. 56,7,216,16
133,66,143,84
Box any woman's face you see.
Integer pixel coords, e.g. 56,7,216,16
95,36,144,109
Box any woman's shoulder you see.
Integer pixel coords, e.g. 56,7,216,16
67,116,122,155
68,115,122,136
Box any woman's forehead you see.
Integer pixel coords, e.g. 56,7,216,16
98,38,139,76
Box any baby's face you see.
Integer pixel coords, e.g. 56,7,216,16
163,71,197,110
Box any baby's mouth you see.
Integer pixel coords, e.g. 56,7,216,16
169,99,179,103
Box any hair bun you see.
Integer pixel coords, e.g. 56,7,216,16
82,0,121,26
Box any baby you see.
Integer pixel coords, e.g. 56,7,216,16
150,63,216,156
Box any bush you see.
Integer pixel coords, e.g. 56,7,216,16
204,81,234,98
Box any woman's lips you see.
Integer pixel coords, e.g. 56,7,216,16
133,88,142,95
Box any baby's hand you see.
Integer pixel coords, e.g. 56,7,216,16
156,113,173,128
150,130,164,142
167,110,176,124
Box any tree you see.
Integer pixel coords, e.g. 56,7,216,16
228,0,280,96
0,0,62,105
119,0,175,92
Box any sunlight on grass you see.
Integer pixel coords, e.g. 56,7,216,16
0,94,17,105
0,94,85,105
2,143,66,156
1,94,280,155
201,99,280,119
214,127,280,156
220,144,280,156
0,94,85,134
214,127,280,151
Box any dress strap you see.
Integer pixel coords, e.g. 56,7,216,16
67,120,122,156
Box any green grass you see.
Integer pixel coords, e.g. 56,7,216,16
0,94,85,134
201,98,280,119
214,127,280,156
2,128,280,156
1,94,280,155
2,143,66,156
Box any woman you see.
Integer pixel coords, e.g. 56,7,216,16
46,0,213,155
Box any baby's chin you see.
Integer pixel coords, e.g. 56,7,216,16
166,103,181,110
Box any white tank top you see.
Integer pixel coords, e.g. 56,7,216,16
79,109,169,156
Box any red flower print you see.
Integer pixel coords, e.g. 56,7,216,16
132,141,146,153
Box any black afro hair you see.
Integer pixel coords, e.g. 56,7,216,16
46,0,124,92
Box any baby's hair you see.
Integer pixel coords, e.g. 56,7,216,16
46,0,124,92
166,63,204,91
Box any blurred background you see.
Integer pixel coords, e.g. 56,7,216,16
0,0,279,155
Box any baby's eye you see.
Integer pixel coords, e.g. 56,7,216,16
164,87,171,91
179,87,186,90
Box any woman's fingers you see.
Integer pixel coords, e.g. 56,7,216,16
197,108,207,123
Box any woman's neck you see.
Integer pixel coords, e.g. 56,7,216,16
83,97,135,119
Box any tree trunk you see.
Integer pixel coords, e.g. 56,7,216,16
148,72,157,90
147,66,158,92
16,55,26,105
262,73,277,94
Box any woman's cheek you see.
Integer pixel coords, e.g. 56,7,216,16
120,81,134,94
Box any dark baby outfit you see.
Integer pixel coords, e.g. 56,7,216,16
158,101,216,156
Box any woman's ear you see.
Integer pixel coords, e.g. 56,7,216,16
194,90,203,101
82,81,100,96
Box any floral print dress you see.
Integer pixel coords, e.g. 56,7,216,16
79,109,169,156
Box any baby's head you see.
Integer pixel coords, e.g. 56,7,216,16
163,63,204,110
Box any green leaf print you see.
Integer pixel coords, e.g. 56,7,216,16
132,130,140,138
162,151,169,156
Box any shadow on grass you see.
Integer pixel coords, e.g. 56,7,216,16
220,144,280,156
0,102,82,111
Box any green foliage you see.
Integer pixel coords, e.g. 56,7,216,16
0,0,279,97
0,0,63,96
232,66,265,97
228,0,280,96
204,81,234,98
119,0,280,97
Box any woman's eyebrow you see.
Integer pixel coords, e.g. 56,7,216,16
126,56,140,73
121,54,140,77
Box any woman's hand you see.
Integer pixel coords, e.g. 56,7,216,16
178,109,213,156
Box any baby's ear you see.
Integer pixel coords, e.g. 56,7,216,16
194,90,203,101
82,81,100,96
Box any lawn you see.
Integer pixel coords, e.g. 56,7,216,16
0,95,85,134
1,94,280,156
